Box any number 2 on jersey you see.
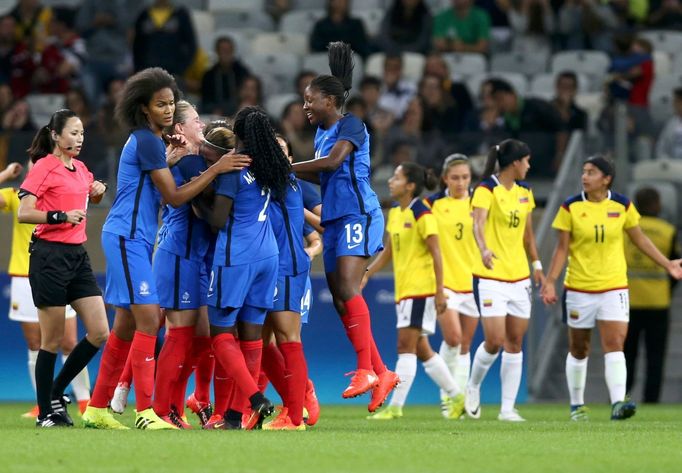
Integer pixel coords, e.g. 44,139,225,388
258,188,271,222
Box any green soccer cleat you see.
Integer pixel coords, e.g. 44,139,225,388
366,405,403,420
570,405,589,422
611,399,637,420
82,406,130,430
443,394,465,420
135,408,180,430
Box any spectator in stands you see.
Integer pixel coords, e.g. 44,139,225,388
236,75,264,112
378,53,417,120
309,0,370,58
76,0,139,108
375,0,433,55
132,0,197,79
552,71,588,133
624,187,680,403
0,15,34,99
266,0,292,25
432,0,491,54
647,0,682,28
422,52,474,122
419,73,463,136
383,97,449,171
32,7,87,95
200,36,250,116
462,77,507,155
1,97,34,132
280,99,314,163
507,0,555,56
360,76,394,163
558,0,624,52
295,70,316,100
655,88,682,160
65,87,108,179
490,78,566,175
9,0,52,53
96,77,127,153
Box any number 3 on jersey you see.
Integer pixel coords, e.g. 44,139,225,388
258,188,271,222
345,223,363,249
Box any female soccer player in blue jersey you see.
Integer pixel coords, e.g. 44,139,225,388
541,156,682,421
83,68,249,430
260,134,322,430
293,42,399,412
465,139,544,422
198,106,291,430
363,163,465,421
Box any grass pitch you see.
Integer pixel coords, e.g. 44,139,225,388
1,403,680,473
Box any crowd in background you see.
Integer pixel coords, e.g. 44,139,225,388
0,0,681,187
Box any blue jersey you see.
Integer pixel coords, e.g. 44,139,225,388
213,168,278,267
300,180,321,237
103,129,166,245
314,113,380,224
270,175,313,277
157,155,213,262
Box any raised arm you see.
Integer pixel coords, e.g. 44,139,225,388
292,140,353,175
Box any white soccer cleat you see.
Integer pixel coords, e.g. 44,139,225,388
464,385,481,419
110,382,129,414
498,409,526,422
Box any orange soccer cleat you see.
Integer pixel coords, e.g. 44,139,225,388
304,379,320,426
21,405,39,418
342,369,378,399
367,370,400,413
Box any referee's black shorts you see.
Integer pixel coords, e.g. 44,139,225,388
28,237,102,308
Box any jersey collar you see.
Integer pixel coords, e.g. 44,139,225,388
581,190,611,202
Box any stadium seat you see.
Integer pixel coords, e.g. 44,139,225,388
352,0,387,11
649,75,682,125
528,72,591,99
355,9,384,37
0,0,15,14
191,10,216,53
302,52,365,90
265,93,301,120
490,51,548,77
209,28,258,59
279,10,326,37
640,30,682,56
365,52,425,84
627,181,678,226
673,53,682,74
212,9,275,31
573,92,604,135
245,53,301,96
251,33,309,56
466,72,528,97
653,51,672,77
25,94,65,127
41,0,84,6
441,53,487,80
292,0,326,9
425,0,449,12
550,51,609,89
208,0,264,10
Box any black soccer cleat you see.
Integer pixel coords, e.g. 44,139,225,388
36,412,72,428
244,396,274,431
51,395,74,426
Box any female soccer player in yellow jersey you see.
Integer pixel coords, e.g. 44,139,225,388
363,163,465,420
466,139,544,422
423,155,480,413
541,156,682,421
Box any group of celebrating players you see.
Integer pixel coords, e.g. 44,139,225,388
4,41,682,430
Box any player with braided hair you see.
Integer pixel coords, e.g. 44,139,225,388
293,41,398,413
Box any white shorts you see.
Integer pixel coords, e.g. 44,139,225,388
444,289,479,317
396,297,437,335
474,277,532,319
9,277,76,323
563,288,629,329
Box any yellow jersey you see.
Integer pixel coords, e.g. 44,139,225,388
624,215,678,309
0,187,35,277
424,189,476,293
386,198,439,302
471,176,535,282
552,191,641,293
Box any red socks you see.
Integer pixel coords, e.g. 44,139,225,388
89,331,131,408
130,331,157,412
211,333,259,401
370,335,387,375
239,340,263,413
261,342,288,402
279,341,308,426
258,370,269,394
152,326,194,416
213,359,232,416
193,337,214,404
342,295,372,370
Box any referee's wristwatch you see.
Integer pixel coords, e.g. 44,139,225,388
46,210,68,224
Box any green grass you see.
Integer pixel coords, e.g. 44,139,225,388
1,403,681,473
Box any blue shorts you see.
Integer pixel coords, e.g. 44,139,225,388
272,270,309,315
206,255,278,311
209,304,268,328
153,248,208,310
322,208,384,272
102,232,158,309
